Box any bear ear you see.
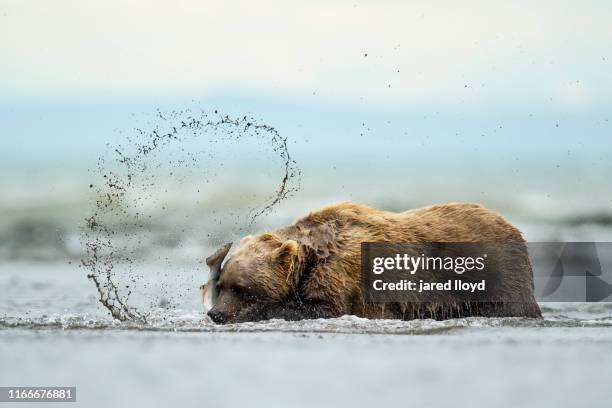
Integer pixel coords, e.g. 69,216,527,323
274,239,298,271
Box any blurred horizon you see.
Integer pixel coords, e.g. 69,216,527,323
3,0,611,163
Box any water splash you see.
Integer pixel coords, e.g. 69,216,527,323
80,108,301,322
2,312,611,333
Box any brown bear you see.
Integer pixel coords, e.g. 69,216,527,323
202,201,542,324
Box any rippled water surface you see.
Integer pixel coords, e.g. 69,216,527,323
1,261,611,408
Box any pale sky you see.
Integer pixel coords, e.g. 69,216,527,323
2,0,611,109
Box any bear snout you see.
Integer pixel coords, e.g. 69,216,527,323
207,308,226,324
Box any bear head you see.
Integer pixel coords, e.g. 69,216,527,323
205,232,299,324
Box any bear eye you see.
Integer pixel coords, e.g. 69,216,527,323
230,285,244,297
231,285,259,301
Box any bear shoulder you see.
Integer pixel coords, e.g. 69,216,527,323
296,201,386,225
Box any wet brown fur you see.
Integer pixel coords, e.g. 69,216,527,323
211,202,542,323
